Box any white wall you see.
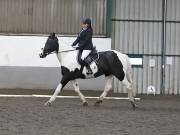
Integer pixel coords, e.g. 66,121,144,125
0,36,111,67
0,36,111,90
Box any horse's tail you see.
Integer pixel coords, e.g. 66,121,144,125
126,55,136,97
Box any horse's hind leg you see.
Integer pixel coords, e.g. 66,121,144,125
95,75,113,106
122,78,137,109
71,80,88,106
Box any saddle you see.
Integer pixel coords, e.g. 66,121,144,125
77,47,99,67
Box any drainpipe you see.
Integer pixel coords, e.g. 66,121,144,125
106,0,112,37
161,0,167,94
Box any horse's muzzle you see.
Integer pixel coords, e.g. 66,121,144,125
39,53,45,58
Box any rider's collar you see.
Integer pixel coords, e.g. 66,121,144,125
82,28,87,30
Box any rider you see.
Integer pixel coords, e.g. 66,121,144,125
72,18,94,74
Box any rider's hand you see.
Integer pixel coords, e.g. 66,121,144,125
76,47,80,50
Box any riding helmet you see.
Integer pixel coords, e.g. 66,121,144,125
82,18,91,26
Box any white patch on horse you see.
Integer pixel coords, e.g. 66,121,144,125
57,44,81,71
57,44,98,78
82,61,98,78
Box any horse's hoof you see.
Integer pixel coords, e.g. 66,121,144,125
94,100,102,106
44,101,52,106
130,101,137,110
82,102,88,106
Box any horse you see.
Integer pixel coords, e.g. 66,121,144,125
39,33,137,109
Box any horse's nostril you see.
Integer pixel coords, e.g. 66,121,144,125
39,53,43,58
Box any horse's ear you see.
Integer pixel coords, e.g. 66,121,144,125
52,32,55,37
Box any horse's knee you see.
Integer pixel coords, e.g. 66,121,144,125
122,78,131,89
104,75,113,91
74,88,80,93
105,85,112,92
128,83,132,90
72,81,80,93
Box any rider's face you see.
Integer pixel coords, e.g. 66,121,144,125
82,23,88,29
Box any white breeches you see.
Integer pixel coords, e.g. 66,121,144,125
81,50,91,60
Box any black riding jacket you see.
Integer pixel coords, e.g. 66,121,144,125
72,27,93,50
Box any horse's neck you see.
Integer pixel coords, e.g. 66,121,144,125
56,43,78,67
58,43,74,52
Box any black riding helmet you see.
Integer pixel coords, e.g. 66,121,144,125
82,18,92,28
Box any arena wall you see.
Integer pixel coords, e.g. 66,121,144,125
112,0,180,95
0,36,111,90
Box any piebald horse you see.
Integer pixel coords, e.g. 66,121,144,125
40,33,137,109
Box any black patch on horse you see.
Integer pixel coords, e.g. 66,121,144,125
94,51,125,81
60,66,85,88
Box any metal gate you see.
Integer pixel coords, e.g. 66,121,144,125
112,0,180,95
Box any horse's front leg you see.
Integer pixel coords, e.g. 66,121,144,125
44,83,62,106
95,75,113,106
44,74,70,106
71,80,88,106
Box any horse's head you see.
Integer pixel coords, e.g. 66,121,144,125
39,33,59,58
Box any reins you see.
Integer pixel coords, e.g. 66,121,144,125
48,49,76,54
47,48,100,65
58,49,76,53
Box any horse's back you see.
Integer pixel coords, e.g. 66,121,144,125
96,50,127,79
98,50,129,69
111,50,129,69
